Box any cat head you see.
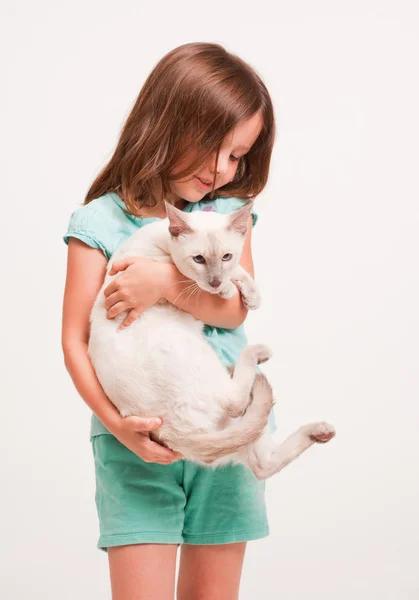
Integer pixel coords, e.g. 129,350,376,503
164,200,254,295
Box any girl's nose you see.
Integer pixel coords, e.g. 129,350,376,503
210,153,229,178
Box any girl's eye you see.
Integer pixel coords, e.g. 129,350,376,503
222,253,233,261
230,155,239,162
193,255,206,264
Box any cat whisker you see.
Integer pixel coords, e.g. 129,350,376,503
185,284,200,304
172,281,196,304
168,279,192,286
194,287,203,307
172,283,197,305
188,284,200,305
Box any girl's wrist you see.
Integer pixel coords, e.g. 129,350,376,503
160,262,185,300
100,408,124,434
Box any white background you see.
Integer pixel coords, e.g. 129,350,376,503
2,1,418,598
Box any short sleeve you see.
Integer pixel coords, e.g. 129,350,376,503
63,204,112,260
189,197,258,228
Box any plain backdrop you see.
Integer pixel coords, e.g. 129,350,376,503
1,1,418,598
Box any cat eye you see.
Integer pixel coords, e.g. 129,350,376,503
193,255,206,264
222,253,233,261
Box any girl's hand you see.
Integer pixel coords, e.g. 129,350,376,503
110,415,184,464
104,257,172,330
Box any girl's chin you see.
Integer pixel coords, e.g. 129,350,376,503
174,184,211,203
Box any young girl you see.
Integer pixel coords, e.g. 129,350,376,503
62,42,276,599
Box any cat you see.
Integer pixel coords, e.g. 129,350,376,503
88,200,335,480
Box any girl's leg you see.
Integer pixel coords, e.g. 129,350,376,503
176,543,247,600
108,543,178,600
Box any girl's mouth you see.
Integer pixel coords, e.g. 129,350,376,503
194,175,213,189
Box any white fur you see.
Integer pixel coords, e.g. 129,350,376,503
88,204,335,479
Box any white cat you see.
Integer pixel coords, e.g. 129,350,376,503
88,200,335,479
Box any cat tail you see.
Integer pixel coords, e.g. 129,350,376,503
183,373,274,463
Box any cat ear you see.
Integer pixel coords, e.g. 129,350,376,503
164,201,194,238
226,200,255,236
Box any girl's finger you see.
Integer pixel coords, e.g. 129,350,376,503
152,455,182,465
167,454,184,463
126,416,162,431
107,302,129,319
104,291,122,311
146,439,180,460
109,257,135,276
118,308,142,331
103,279,119,297
152,457,177,465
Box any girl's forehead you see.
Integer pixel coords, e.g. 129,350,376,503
225,110,264,149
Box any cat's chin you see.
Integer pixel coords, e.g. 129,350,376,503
197,286,231,299
199,286,221,295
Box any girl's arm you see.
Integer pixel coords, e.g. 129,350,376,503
106,216,255,330
162,215,254,329
62,238,182,464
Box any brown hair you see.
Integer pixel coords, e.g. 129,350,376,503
84,42,275,216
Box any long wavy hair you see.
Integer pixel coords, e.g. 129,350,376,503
84,42,276,216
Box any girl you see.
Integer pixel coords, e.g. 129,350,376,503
62,41,276,599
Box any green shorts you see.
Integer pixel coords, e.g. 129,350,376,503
91,433,270,552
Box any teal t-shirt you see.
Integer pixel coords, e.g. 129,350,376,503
63,191,276,436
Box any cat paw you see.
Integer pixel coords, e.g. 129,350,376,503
309,422,336,443
234,279,261,310
225,402,247,418
218,282,237,299
250,344,273,365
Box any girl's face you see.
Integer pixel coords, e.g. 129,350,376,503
168,110,264,204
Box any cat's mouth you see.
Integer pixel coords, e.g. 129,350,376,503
199,282,228,295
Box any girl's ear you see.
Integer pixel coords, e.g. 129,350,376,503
226,200,255,236
164,200,194,238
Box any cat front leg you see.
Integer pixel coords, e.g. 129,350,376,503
218,280,238,299
230,265,261,310
217,265,261,307
246,422,336,480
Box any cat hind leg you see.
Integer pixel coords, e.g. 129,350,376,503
247,422,336,480
222,344,272,418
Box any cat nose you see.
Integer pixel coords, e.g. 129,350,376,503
209,279,222,288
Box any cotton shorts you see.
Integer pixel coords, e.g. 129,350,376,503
91,433,270,552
